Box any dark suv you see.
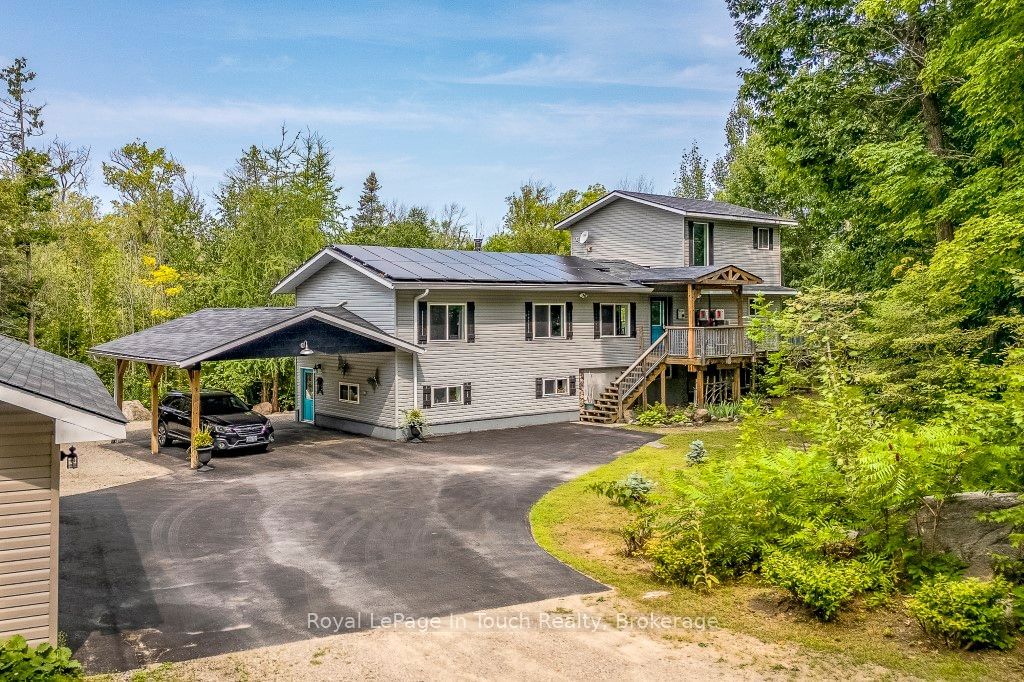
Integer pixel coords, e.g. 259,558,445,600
158,390,274,452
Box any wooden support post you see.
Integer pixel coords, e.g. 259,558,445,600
114,359,128,410
147,363,164,455
660,366,667,405
695,368,705,408
732,366,741,402
686,283,697,359
188,365,201,470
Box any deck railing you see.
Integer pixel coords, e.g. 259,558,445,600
664,325,777,360
612,330,668,400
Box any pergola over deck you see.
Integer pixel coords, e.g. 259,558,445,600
90,306,423,468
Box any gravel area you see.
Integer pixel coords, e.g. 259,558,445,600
60,422,171,497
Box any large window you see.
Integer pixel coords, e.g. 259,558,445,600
543,377,570,396
338,382,360,404
534,304,564,338
429,304,464,341
600,303,629,337
692,222,709,266
756,227,771,250
432,384,463,405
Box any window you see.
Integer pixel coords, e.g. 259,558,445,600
428,304,464,341
543,378,569,396
600,303,630,337
339,382,360,404
432,384,463,405
533,304,564,338
692,222,709,266
756,227,771,250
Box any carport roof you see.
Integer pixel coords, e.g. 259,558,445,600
90,305,423,367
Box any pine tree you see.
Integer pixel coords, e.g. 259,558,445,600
351,171,387,235
673,140,710,200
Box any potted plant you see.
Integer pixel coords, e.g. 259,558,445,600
193,427,214,471
401,409,428,443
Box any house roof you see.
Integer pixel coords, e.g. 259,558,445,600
0,334,126,424
273,245,648,293
90,306,423,367
554,190,798,229
588,260,763,286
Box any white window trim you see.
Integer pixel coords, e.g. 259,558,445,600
533,303,566,339
428,303,466,342
542,377,570,397
338,382,360,404
432,383,464,406
756,226,771,250
692,221,710,266
599,303,631,338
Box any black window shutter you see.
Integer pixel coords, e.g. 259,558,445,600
752,226,759,248
422,385,432,408
535,377,543,398
467,302,476,342
593,302,600,338
686,221,694,265
417,301,428,344
565,301,573,339
708,222,715,265
463,382,472,405
768,227,775,250
525,302,533,341
569,375,577,396
629,302,637,337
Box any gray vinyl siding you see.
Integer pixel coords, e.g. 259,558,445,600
394,289,649,425
296,351,399,429
294,261,397,333
700,220,782,285
569,199,686,267
0,403,58,646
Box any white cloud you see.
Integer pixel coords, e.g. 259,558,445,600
211,55,295,73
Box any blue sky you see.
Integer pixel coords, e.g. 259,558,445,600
1,1,744,234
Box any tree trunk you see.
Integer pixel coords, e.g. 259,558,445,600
26,244,35,346
271,371,280,412
261,379,268,404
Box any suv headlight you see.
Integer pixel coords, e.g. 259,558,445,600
211,425,233,435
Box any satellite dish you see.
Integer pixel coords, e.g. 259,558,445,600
578,230,590,244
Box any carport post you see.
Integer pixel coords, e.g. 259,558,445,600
114,358,128,409
147,363,164,455
188,365,201,470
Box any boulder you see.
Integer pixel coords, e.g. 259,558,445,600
909,492,1023,578
694,408,710,423
120,400,150,422
251,402,274,415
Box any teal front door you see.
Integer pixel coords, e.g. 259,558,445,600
300,368,315,423
650,298,667,343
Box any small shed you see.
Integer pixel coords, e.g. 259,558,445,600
0,334,126,646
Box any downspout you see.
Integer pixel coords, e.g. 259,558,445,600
412,288,430,410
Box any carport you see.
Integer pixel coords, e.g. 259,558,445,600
90,305,423,468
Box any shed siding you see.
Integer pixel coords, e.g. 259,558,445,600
569,199,686,267
296,351,398,429
294,261,397,333
394,289,649,425
0,402,57,646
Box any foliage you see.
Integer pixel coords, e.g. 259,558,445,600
705,402,741,420
484,181,605,254
634,402,668,426
673,140,712,200
761,551,891,621
0,635,82,681
686,440,707,465
192,428,213,449
590,472,657,556
907,577,1018,650
401,408,428,430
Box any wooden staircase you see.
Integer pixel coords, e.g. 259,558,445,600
580,331,670,425
580,385,621,423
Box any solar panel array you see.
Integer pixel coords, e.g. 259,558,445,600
332,245,637,285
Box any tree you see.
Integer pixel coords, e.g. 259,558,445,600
485,181,606,254
673,140,711,200
0,58,45,169
350,170,388,239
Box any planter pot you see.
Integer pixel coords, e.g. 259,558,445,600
196,446,214,471
406,424,424,443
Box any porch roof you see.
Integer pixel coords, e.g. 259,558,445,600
591,261,763,286
89,305,423,368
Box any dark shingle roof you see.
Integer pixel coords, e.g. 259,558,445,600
589,260,761,285
331,245,642,286
0,334,126,423
615,191,789,223
90,306,394,365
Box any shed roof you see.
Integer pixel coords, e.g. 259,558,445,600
0,334,126,424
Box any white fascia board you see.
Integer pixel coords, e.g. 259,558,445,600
685,211,798,227
180,310,423,366
271,248,395,294
390,282,653,293
0,384,126,442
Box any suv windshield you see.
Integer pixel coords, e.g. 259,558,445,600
201,395,250,415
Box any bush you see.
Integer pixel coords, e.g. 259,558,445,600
634,402,668,426
591,473,657,556
906,577,1017,650
1,635,82,681
686,440,708,464
706,401,741,419
761,552,887,621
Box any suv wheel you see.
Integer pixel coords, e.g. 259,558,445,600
157,421,173,447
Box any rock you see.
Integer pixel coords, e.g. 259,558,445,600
251,402,274,415
694,408,710,423
909,492,1023,578
120,400,150,422
623,409,635,423
641,590,671,600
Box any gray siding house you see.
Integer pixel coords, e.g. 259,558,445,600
272,191,797,438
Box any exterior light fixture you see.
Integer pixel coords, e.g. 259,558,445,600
60,445,79,469
299,340,315,356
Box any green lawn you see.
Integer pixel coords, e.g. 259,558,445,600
531,423,1024,681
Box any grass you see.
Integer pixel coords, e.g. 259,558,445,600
530,423,1024,681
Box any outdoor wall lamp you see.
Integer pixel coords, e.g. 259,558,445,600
298,340,315,356
60,445,78,469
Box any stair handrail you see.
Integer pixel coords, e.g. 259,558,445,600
612,331,669,399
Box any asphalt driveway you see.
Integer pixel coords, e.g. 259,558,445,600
60,419,654,673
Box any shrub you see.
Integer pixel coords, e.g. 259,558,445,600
591,473,657,556
761,552,886,621
686,440,708,465
401,408,428,430
0,635,82,681
706,401,741,419
192,427,213,449
634,402,668,426
906,577,1017,650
